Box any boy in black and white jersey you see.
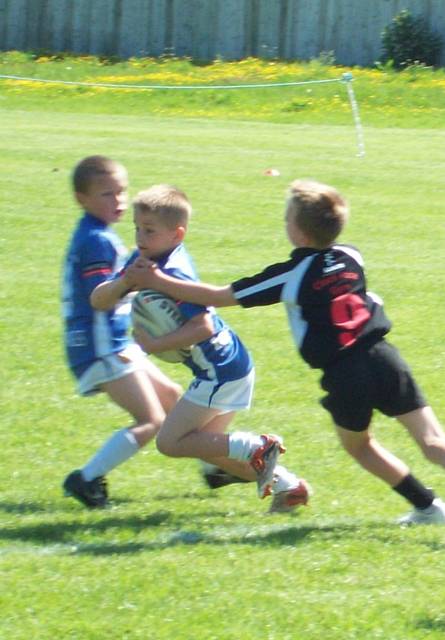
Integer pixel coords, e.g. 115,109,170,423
128,179,445,525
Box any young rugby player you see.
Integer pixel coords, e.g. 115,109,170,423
91,184,311,510
128,179,445,525
61,156,181,508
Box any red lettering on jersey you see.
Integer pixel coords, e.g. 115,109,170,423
313,271,359,291
330,284,352,297
313,274,339,290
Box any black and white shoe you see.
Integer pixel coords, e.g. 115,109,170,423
201,463,249,489
63,469,109,508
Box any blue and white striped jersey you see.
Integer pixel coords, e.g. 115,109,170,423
62,212,132,376
124,243,253,383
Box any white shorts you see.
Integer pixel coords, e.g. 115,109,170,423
183,368,255,413
77,343,148,396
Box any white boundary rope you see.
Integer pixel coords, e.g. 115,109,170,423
0,74,341,89
0,71,365,155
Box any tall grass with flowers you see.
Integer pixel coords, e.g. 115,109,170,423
1,51,445,640
1,51,445,127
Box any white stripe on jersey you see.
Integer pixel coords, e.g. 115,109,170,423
281,255,317,348
368,290,384,305
234,271,290,300
188,343,217,380
333,244,364,266
93,310,113,358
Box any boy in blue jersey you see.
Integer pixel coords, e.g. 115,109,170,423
127,179,445,525
61,156,182,508
91,184,310,509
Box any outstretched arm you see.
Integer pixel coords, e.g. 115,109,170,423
126,258,238,308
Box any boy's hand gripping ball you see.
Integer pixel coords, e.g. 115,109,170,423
132,289,191,363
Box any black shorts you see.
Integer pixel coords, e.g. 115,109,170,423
320,339,427,432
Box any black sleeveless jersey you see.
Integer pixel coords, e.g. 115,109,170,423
231,244,391,370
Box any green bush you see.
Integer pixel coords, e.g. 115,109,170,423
381,9,442,69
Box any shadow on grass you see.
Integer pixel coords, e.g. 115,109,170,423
2,501,442,556
0,501,50,514
414,614,445,632
0,509,172,541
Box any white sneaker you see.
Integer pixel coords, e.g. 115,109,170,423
398,498,445,526
268,479,312,514
249,434,286,499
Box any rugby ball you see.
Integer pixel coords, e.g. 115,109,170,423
131,289,191,363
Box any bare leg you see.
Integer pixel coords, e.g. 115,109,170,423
197,412,256,481
142,358,182,415
102,362,181,447
156,398,258,482
64,358,182,503
336,425,410,486
157,398,233,458
102,371,165,446
397,406,445,466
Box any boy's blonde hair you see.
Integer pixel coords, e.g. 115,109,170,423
286,179,349,247
133,184,192,229
72,155,125,194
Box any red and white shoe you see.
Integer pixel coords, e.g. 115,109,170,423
269,479,312,514
250,434,286,499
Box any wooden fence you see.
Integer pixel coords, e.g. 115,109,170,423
1,0,445,66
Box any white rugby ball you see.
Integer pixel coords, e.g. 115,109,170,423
132,289,191,363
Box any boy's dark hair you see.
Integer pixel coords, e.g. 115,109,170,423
286,179,349,247
72,155,123,194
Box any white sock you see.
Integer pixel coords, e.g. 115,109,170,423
228,432,264,461
82,428,139,481
273,465,299,493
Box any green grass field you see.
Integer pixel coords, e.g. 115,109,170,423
1,55,445,639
